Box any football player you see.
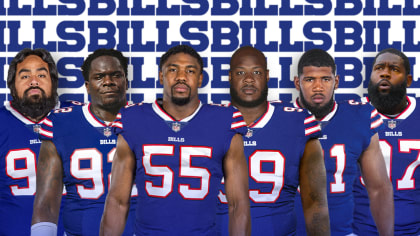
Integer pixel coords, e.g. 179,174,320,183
100,45,251,236
293,49,393,236
0,48,67,236
31,49,136,235
353,48,419,235
216,46,329,235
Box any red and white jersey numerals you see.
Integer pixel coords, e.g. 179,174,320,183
397,140,420,189
330,144,346,193
70,148,137,199
70,148,104,199
143,144,212,199
249,150,285,203
218,150,285,203
179,146,211,199
5,149,37,196
363,140,420,190
143,145,174,198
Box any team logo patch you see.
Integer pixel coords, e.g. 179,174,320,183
387,120,397,129
33,124,41,133
103,127,112,137
172,122,181,132
245,128,253,138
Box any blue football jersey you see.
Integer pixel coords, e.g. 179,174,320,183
216,102,321,236
0,100,77,236
112,100,247,236
293,100,384,235
39,103,136,236
353,96,420,236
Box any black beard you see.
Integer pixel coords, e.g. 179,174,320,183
171,82,191,106
11,87,57,120
230,84,268,108
368,79,407,115
299,90,335,119
171,96,190,106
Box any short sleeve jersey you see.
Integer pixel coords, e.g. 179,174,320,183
112,100,247,236
216,102,321,236
0,100,77,236
353,96,420,236
293,100,383,235
39,103,136,236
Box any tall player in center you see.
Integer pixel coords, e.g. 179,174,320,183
100,45,251,235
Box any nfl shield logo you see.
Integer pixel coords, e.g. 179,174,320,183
245,128,253,138
388,120,397,129
103,127,112,137
172,122,181,132
33,124,41,133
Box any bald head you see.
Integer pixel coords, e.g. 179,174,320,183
229,46,269,109
230,46,267,70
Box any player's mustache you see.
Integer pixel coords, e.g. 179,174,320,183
311,93,325,98
374,79,393,92
378,79,392,86
24,86,46,95
241,84,257,90
172,82,191,89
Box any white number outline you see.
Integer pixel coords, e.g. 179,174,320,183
143,144,213,199
179,146,212,200
330,144,346,193
5,149,37,196
249,150,285,203
70,148,105,200
143,145,174,198
70,147,137,199
360,139,420,190
218,150,285,204
53,107,73,113
397,140,420,190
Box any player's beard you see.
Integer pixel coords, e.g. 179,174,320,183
171,82,191,106
368,79,407,115
11,86,57,120
299,90,334,119
230,84,268,108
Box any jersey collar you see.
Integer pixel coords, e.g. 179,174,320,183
363,96,416,120
82,102,111,127
249,102,275,128
152,100,203,122
319,102,338,122
394,96,416,119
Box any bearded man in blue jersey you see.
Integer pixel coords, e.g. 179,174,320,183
0,48,64,236
353,48,420,236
